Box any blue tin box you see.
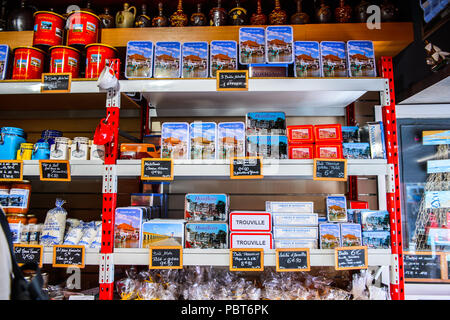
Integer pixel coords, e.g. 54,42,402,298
0,45,10,80
266,26,294,64
126,41,154,79
347,40,376,77
239,27,266,65
154,41,181,78
294,41,321,77
182,41,209,78
189,122,217,160
217,122,245,160
320,41,348,77
161,122,190,160
210,40,238,78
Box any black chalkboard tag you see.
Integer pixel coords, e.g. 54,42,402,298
14,244,43,268
217,70,249,91
53,245,85,268
230,157,263,180
39,160,71,182
230,249,264,271
149,246,183,269
404,252,445,282
41,73,72,93
276,248,310,272
335,246,368,271
0,160,23,181
314,158,347,182
141,158,173,181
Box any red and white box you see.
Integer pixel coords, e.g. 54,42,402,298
349,201,369,210
287,125,314,144
289,144,314,159
230,233,273,250
229,211,272,232
314,124,342,144
315,144,343,159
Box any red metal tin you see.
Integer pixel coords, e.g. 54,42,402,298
67,11,101,48
85,43,117,79
315,144,343,159
12,46,46,80
314,124,343,144
288,144,314,159
49,45,81,78
33,11,66,48
287,125,315,144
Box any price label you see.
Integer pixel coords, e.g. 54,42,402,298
404,252,446,282
39,160,71,181
230,249,264,272
335,246,368,271
230,157,263,180
276,248,310,272
13,244,43,268
53,245,85,268
314,159,347,182
41,73,72,93
149,246,183,269
141,158,174,181
0,160,23,181
217,70,249,91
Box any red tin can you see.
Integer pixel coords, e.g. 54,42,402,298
33,11,66,48
12,46,46,80
85,43,117,79
49,45,81,78
66,11,100,48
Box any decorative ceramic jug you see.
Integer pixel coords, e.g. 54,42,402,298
7,0,35,31
269,0,287,25
229,0,247,26
355,0,370,23
0,0,7,31
250,0,267,25
380,0,398,22
335,0,352,23
116,2,136,28
209,0,227,26
315,0,332,23
135,4,151,27
152,2,168,27
99,7,115,28
190,2,207,26
170,0,188,27
291,0,309,24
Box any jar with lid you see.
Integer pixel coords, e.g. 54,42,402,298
27,213,37,224
71,137,90,160
7,213,27,224
0,127,27,160
8,181,31,214
50,137,71,160
0,183,9,214
32,142,50,160
37,130,63,147
20,224,30,243
29,223,42,245
16,143,34,160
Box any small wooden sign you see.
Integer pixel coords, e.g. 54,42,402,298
313,158,347,182
217,70,249,91
41,73,72,93
39,160,71,182
276,248,310,272
149,246,183,269
0,160,23,181
335,246,368,271
141,158,174,181
53,245,85,268
13,244,43,268
230,248,264,272
404,252,448,282
230,157,263,180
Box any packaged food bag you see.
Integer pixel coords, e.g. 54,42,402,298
40,199,68,246
78,221,97,247
90,223,102,249
63,222,84,245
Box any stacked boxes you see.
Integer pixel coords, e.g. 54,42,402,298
287,125,315,159
229,211,273,250
343,123,386,160
357,210,391,249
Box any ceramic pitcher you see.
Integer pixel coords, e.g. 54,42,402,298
116,2,136,28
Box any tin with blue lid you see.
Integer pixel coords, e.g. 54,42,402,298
37,130,63,147
32,142,50,160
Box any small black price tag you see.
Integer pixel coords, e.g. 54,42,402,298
14,244,43,268
141,158,174,181
39,160,71,181
230,157,263,180
53,245,85,268
335,246,368,271
149,246,183,269
41,73,72,93
276,248,310,272
404,252,445,281
0,160,23,181
314,158,347,181
230,249,264,272
217,70,249,91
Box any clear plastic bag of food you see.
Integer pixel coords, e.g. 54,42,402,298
40,199,68,246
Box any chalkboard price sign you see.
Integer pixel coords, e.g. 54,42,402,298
141,158,174,181
314,159,347,182
41,73,72,93
0,160,23,181
404,252,445,282
53,245,85,268
39,160,71,181
276,248,310,272
149,246,183,269
335,246,368,271
230,157,263,179
14,244,43,268
230,249,264,272
217,70,249,91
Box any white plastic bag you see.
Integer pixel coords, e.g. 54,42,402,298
40,199,68,246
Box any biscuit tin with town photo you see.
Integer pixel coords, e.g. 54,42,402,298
210,40,237,78
347,40,376,77
246,112,286,136
182,41,209,78
315,144,343,159
114,207,145,248
266,26,294,64
362,231,391,249
360,210,390,231
289,144,314,159
217,122,245,160
230,232,273,250
340,223,362,247
294,41,321,77
342,126,360,143
314,124,342,144
319,223,341,249
343,143,370,159
161,122,190,160
189,122,217,160
239,27,266,65
0,45,11,80
185,222,228,249
125,41,154,79
320,41,348,77
184,193,229,222
287,125,315,144
246,135,288,159
142,219,185,248
154,41,181,78
326,196,347,222
229,211,272,232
